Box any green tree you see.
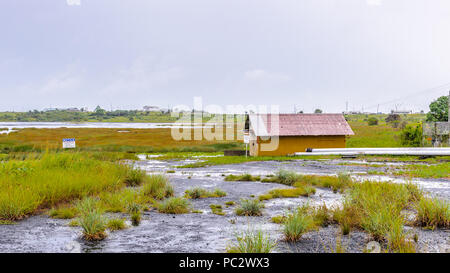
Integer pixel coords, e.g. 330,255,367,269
426,95,448,122
314,109,323,114
94,105,106,116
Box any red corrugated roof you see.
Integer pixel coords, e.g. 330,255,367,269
250,114,354,136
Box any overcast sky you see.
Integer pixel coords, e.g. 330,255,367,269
1,0,450,113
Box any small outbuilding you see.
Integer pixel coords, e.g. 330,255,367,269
247,113,354,156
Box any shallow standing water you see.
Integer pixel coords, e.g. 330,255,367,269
0,158,448,253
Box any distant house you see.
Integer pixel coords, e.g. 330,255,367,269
65,107,81,112
247,114,354,156
143,106,161,112
43,108,58,112
391,110,412,114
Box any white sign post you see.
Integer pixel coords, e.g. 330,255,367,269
63,138,76,149
243,134,250,158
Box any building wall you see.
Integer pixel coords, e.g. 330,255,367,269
249,135,346,156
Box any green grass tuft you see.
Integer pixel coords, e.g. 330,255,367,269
157,197,191,214
107,218,127,231
227,228,277,253
235,199,264,216
415,197,449,229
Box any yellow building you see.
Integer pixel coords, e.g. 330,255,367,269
248,114,354,156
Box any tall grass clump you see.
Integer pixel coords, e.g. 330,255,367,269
227,228,277,253
141,174,174,200
184,187,227,199
107,218,127,231
76,197,107,241
235,199,264,216
261,169,302,186
0,152,130,221
157,197,191,214
123,166,147,186
127,202,142,226
415,197,449,229
333,181,423,252
283,207,315,242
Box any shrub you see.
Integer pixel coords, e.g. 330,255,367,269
400,124,422,147
385,114,401,123
227,229,277,253
368,117,378,126
157,197,191,214
235,199,264,216
141,174,174,200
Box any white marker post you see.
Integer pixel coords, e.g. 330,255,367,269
243,134,249,158
62,138,76,149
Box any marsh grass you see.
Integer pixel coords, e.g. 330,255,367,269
48,206,78,219
184,187,227,199
227,228,277,253
157,197,191,214
141,174,174,200
0,152,131,221
283,209,315,242
225,201,236,207
0,220,16,225
77,198,107,241
225,174,261,182
0,127,243,153
332,181,424,252
261,170,354,194
127,202,142,226
106,218,127,231
271,215,287,224
235,199,264,216
415,197,450,229
395,163,450,179
210,204,225,216
123,167,147,186
259,183,316,201
261,169,302,186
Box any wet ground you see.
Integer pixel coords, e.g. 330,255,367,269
0,157,448,253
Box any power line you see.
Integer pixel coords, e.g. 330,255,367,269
364,82,450,110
